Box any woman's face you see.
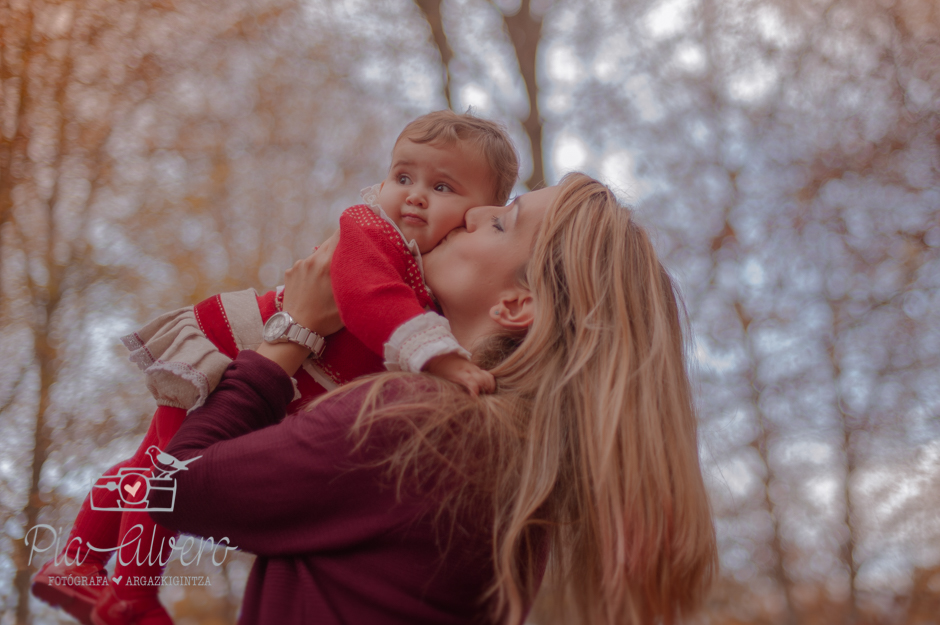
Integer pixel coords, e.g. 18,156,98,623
423,186,559,332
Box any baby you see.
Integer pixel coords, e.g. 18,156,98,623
31,110,519,625
332,110,518,392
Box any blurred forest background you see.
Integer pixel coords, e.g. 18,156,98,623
1,0,938,623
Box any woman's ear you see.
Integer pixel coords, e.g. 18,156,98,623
491,290,534,331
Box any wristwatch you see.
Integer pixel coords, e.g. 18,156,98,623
262,311,326,359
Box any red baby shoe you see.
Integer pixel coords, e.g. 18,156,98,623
90,580,174,625
31,559,108,625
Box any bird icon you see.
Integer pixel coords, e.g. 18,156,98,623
145,446,202,479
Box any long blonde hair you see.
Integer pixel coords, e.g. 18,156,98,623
328,173,717,623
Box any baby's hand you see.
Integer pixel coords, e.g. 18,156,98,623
424,353,496,396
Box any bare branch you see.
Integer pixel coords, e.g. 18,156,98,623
414,0,454,109
0,363,28,418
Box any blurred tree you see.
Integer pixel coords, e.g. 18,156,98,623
0,0,431,622
1,1,139,620
556,0,939,622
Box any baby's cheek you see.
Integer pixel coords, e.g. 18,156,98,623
383,207,403,229
425,224,450,250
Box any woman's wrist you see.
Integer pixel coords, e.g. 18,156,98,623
280,307,333,339
256,341,310,377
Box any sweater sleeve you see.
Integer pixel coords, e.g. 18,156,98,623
149,350,424,558
331,206,430,357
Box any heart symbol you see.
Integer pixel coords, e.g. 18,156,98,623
112,575,123,585
123,481,142,497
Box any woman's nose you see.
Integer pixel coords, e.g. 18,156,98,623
464,205,486,231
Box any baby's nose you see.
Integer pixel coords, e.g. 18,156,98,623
406,189,428,208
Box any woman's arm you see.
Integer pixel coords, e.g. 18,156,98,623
150,350,412,557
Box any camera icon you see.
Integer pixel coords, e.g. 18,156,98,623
90,467,177,512
89,446,201,513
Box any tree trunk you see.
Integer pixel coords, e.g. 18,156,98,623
12,326,57,625
738,301,799,625
11,8,75,619
0,3,34,297
502,0,545,189
414,0,454,110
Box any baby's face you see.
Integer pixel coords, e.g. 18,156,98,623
377,139,496,254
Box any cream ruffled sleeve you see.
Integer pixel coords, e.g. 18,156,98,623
121,307,233,412
119,288,294,411
383,311,471,373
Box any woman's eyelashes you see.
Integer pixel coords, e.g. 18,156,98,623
491,215,504,232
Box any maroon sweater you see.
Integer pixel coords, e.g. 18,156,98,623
150,350,499,624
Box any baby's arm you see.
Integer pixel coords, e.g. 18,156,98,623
331,206,494,394
122,290,259,412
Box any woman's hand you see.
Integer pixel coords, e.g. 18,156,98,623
257,231,344,376
282,231,344,336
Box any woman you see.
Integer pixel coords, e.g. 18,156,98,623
150,173,717,624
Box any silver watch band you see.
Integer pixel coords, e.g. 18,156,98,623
284,323,326,358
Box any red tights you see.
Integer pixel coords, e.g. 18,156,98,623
63,406,186,598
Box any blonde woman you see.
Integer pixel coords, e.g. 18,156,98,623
149,173,717,624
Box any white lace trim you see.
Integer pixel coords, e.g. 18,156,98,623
123,332,154,370
359,184,427,281
360,183,382,212
383,311,470,373
122,332,145,354
144,361,213,414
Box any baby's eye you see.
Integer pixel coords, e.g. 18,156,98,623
491,215,504,232
397,174,411,185
434,183,453,193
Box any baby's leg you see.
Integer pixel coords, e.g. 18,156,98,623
64,416,161,567
32,414,163,623
111,406,185,597
110,509,177,601
63,404,185,567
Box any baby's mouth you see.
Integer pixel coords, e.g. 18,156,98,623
401,213,427,225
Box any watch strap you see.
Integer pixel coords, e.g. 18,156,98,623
283,321,326,358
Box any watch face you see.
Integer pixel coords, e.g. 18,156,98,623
264,312,291,342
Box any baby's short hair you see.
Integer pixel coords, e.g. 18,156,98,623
396,110,519,206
